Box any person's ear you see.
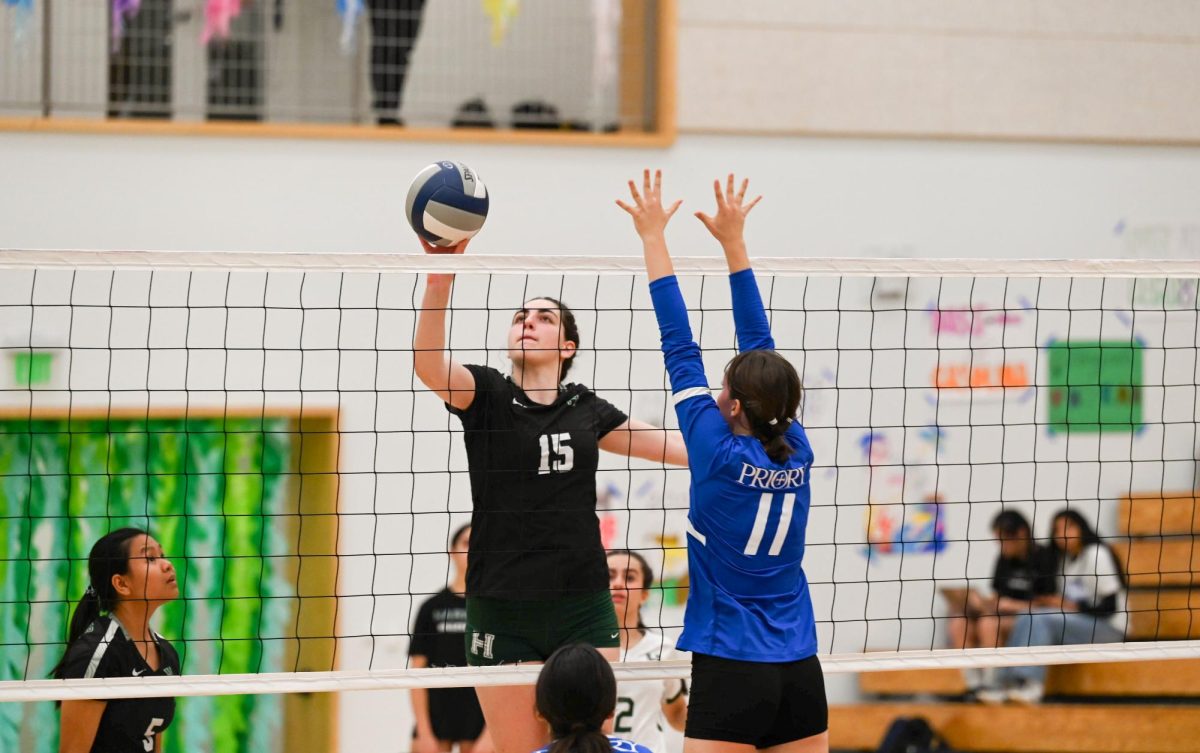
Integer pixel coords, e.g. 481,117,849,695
729,398,742,417
560,339,577,359
111,573,132,598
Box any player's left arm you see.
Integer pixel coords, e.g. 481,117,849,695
598,419,688,466
696,174,774,352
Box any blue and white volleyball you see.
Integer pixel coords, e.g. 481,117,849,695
405,161,490,247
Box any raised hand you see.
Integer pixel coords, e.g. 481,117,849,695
418,236,469,286
695,173,762,247
616,169,682,241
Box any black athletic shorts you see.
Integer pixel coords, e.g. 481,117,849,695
463,589,619,666
686,653,828,748
411,686,485,742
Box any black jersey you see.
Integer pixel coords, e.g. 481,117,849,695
993,544,1058,601
409,589,484,741
59,616,181,753
449,364,628,599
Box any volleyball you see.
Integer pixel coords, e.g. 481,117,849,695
405,160,490,247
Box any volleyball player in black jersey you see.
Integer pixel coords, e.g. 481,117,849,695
51,528,180,753
413,237,688,753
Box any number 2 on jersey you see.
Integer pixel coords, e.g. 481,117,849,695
537,433,574,474
744,492,796,556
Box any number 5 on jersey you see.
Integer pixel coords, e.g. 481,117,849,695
538,432,573,474
744,493,796,556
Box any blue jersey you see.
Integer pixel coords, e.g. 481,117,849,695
532,736,655,753
649,269,817,663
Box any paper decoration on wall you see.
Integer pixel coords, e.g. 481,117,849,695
864,500,947,559
203,0,246,43
110,0,141,52
482,0,519,46
1045,340,1144,433
336,0,363,52
3,0,33,45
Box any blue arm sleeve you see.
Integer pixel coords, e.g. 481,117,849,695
649,276,707,395
649,276,730,469
729,268,775,352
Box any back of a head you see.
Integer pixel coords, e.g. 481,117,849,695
536,643,617,753
726,350,803,464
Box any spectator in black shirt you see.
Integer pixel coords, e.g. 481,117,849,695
947,511,1057,651
410,524,485,753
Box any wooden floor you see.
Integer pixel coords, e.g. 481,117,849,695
830,703,1200,753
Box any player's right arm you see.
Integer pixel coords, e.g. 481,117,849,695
618,170,728,469
59,700,105,753
413,237,476,410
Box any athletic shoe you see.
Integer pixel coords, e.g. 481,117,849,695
974,685,1007,704
1006,679,1045,704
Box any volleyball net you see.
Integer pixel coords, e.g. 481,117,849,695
1,249,1199,705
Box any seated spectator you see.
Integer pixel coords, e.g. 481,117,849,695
945,511,1057,693
980,509,1127,704
532,643,655,753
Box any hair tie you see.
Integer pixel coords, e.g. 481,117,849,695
84,585,97,598
767,417,778,426
569,722,588,733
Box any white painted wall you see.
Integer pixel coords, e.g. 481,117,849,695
677,0,1200,142
1,131,1199,259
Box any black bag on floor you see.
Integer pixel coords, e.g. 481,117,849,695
875,716,951,753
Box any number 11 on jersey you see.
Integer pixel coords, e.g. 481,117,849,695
744,492,796,556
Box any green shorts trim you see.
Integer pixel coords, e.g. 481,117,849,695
464,589,619,666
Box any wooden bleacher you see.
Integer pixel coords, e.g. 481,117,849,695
831,493,1200,752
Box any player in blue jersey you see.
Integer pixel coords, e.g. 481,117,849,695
532,643,656,753
618,171,828,753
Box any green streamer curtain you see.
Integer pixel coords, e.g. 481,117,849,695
0,417,295,753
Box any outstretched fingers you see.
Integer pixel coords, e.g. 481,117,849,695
712,179,726,210
744,194,763,214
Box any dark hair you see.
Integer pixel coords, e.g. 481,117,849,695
991,510,1032,538
449,523,471,550
607,549,655,630
527,296,580,382
536,643,616,753
1050,509,1127,587
50,527,147,679
724,350,803,463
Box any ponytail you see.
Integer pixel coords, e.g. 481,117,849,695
49,527,147,679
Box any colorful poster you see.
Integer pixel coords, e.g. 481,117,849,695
1046,340,1144,433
